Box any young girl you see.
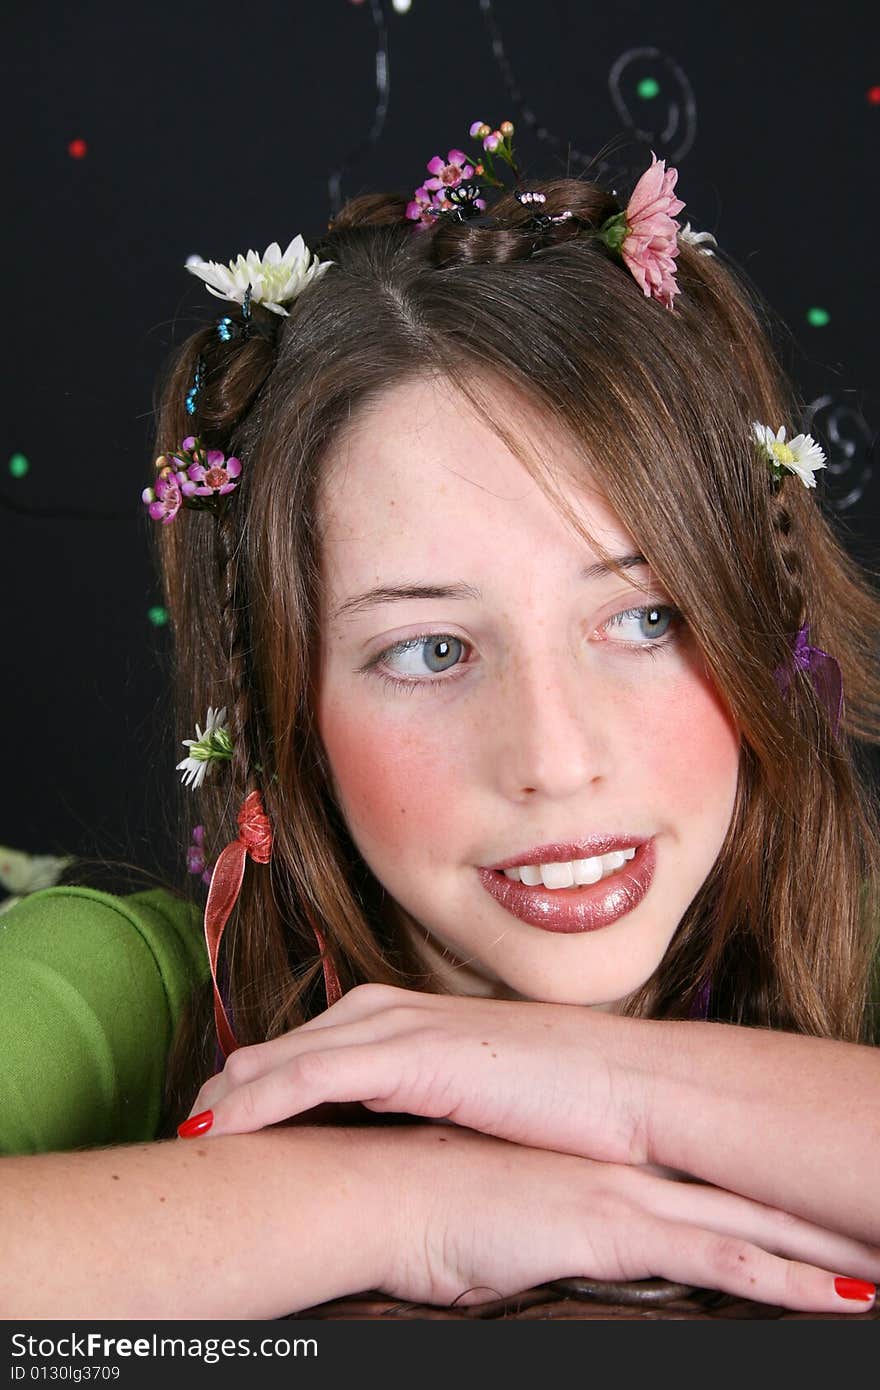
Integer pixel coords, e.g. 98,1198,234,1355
2,129,879,1321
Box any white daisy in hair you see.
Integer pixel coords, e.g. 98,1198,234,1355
186,236,333,316
752,422,828,489
678,221,717,255
176,706,233,789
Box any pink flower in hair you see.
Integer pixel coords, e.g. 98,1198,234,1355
619,152,685,310
180,449,242,499
423,149,475,193
142,468,187,524
407,148,476,230
599,152,685,310
406,183,440,226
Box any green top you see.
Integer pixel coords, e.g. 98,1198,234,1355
0,885,209,1155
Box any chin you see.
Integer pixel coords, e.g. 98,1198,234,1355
483,967,641,1010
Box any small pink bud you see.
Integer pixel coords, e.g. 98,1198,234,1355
483,131,502,152
500,121,514,137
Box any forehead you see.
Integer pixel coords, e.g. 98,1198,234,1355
318,376,631,558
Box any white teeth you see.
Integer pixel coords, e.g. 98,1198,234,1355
572,856,600,889
502,846,638,889
543,862,578,889
518,863,549,886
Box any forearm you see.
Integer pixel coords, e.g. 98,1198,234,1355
623,1019,880,1243
0,1126,398,1319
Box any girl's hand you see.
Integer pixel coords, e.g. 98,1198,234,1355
379,1124,879,1316
182,984,646,1163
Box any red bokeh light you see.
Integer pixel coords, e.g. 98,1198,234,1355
867,86,880,105
68,138,88,159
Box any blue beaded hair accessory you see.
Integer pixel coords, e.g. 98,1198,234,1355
186,288,253,421
216,285,254,344
185,356,206,417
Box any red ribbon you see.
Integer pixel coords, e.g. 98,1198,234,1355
203,790,342,1059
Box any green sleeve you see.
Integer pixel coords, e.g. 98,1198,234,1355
0,885,210,1155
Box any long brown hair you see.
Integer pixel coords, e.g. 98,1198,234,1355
148,179,880,1129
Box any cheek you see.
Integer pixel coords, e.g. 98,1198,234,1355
643,666,741,816
318,699,461,858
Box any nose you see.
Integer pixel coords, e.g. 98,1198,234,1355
490,639,611,801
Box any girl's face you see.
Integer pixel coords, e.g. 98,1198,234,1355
316,377,741,1008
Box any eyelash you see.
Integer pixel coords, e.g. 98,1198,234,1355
363,604,686,696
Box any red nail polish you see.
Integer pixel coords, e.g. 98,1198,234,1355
834,1277,876,1301
177,1109,214,1138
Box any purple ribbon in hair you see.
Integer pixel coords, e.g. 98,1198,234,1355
773,624,843,737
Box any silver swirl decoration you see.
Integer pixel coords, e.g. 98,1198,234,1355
478,0,615,180
327,0,391,218
804,394,875,513
607,46,698,169
478,2,697,199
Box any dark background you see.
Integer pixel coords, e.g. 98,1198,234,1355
2,0,878,886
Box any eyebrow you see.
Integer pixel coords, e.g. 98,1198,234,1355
332,553,650,620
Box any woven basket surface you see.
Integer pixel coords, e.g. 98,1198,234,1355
285,1276,880,1320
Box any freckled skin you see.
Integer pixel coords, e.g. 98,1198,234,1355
316,378,741,1009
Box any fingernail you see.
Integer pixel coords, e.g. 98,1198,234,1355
177,1109,214,1138
834,1277,876,1301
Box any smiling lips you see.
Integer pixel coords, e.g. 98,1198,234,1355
476,839,656,932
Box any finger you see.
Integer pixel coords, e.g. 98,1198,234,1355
643,1216,877,1315
198,1042,416,1137
631,1169,880,1282
186,1009,422,1119
294,983,428,1034
183,986,467,1121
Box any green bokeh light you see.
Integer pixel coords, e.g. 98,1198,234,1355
147,606,168,627
8,452,30,478
637,78,660,99
807,306,830,327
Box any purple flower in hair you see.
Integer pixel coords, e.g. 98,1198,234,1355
187,824,215,887
773,624,843,736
